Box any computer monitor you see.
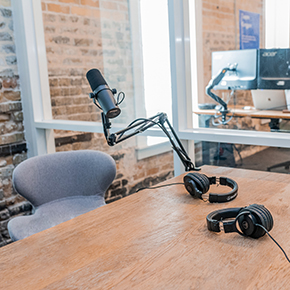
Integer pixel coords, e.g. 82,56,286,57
258,49,290,89
211,49,257,90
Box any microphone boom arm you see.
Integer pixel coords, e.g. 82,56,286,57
101,112,199,171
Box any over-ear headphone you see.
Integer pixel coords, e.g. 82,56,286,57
206,204,274,239
183,172,238,203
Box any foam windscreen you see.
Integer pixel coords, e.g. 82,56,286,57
86,69,108,91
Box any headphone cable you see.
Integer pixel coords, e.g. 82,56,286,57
136,182,184,192
256,224,290,263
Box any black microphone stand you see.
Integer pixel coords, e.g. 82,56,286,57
101,111,199,172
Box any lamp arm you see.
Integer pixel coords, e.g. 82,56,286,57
101,112,199,171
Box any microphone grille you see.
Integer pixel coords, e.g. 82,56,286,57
86,69,108,91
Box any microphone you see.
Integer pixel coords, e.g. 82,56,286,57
86,69,121,119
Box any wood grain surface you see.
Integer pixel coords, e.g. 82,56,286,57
1,165,290,290
194,107,290,120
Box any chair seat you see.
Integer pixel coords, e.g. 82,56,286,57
8,195,106,241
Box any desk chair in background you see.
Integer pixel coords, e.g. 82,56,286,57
8,150,116,241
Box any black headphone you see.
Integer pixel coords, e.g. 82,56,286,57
183,172,238,203
206,204,274,239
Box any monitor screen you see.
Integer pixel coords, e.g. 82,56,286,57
258,49,290,89
211,49,257,90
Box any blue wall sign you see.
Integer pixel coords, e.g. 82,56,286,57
239,10,260,49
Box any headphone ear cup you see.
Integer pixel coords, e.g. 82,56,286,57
237,210,257,237
183,173,210,198
249,204,273,238
239,204,273,239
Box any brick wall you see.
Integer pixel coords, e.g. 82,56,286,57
0,0,30,246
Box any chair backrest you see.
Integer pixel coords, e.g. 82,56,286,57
13,150,116,207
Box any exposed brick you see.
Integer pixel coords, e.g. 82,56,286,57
122,179,128,186
115,173,123,179
1,91,20,101
0,200,5,211
106,195,122,203
51,36,70,44
74,38,93,47
0,114,9,122
71,6,92,16
81,0,99,7
109,180,121,190
58,78,70,87
55,132,92,147
102,1,118,10
70,78,82,86
12,111,23,122
5,55,17,65
111,153,125,161
8,201,32,217
146,167,159,176
2,77,18,89
59,0,79,3
50,88,61,97
0,102,21,113
0,133,24,146
49,78,58,87
0,209,9,221
47,3,70,14
2,44,15,53
110,187,127,198
0,8,12,18
0,32,12,41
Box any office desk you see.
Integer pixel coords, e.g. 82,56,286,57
194,107,290,130
1,166,290,289
194,107,290,119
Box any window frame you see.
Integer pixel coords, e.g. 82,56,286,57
12,0,290,176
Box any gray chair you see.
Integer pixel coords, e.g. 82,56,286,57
8,150,116,241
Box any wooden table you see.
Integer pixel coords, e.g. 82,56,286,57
1,165,290,289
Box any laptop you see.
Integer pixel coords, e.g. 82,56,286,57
251,90,287,110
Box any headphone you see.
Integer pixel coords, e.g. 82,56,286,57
206,204,274,239
183,172,238,203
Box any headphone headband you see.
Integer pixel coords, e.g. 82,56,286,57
183,173,238,203
206,207,242,233
208,176,238,203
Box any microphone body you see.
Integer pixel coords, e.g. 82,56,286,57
86,69,121,119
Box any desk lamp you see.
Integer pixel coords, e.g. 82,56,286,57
86,69,199,172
